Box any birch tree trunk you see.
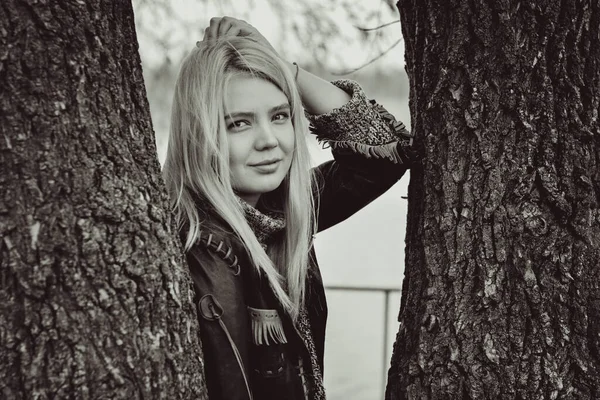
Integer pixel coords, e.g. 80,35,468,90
0,1,206,398
388,1,600,398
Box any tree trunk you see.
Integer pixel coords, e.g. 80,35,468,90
0,1,206,398
387,1,600,399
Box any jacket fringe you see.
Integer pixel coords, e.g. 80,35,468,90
316,139,406,164
248,307,288,345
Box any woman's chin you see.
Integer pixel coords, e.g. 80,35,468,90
235,179,285,200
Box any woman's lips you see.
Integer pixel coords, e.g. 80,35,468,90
250,159,281,173
251,158,281,166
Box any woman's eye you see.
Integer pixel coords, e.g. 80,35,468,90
273,112,290,122
228,120,249,130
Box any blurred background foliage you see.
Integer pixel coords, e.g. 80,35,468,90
133,0,400,71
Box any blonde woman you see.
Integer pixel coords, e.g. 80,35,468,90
163,16,417,400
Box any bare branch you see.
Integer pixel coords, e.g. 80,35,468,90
354,19,400,32
332,37,402,75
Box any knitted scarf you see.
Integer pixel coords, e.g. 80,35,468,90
240,200,286,250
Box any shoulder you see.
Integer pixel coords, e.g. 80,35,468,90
189,230,243,276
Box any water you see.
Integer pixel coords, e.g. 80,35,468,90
323,290,402,399
314,174,408,400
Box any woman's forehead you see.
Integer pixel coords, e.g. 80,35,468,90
224,75,289,113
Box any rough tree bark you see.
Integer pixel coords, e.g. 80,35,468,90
388,1,600,399
0,1,206,398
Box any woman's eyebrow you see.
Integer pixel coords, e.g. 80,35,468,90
225,103,290,120
224,111,255,121
269,103,291,113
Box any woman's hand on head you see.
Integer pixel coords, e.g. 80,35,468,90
203,16,277,55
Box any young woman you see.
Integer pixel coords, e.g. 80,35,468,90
163,16,417,400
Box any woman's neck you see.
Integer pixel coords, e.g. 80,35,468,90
236,192,260,207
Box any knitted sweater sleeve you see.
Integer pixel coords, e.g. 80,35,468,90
305,79,418,166
305,79,419,232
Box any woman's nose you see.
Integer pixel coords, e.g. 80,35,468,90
254,124,278,149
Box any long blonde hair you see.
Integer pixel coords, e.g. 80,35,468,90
163,37,316,319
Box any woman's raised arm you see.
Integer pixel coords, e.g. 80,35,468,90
202,16,352,114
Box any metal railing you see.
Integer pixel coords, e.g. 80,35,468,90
324,285,401,393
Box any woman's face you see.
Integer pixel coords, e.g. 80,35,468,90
224,75,295,206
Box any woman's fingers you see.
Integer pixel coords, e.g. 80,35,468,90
236,22,255,37
217,17,234,36
226,27,243,37
203,17,257,40
203,16,241,41
202,16,266,47
204,16,223,41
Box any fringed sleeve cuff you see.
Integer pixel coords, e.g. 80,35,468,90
305,79,418,165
